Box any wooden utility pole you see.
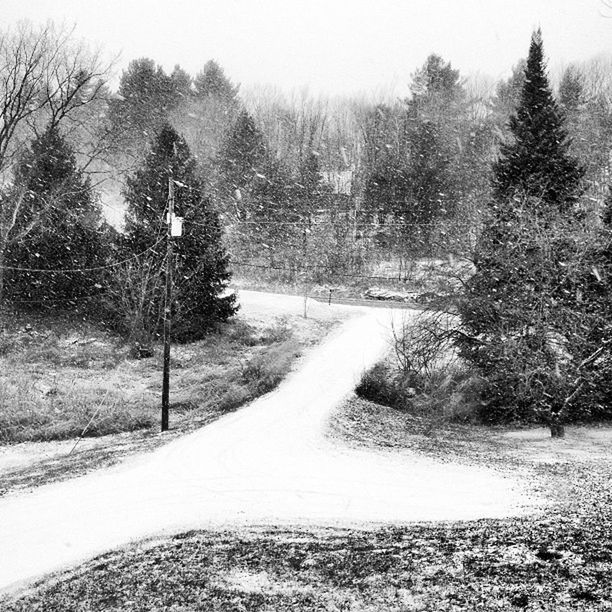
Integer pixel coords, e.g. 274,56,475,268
161,177,175,432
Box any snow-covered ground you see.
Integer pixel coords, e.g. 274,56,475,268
0,290,534,593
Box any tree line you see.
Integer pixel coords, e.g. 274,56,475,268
1,22,612,434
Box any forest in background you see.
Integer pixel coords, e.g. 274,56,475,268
4,21,612,291
2,22,612,433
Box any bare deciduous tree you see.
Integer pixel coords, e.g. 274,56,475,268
0,21,108,304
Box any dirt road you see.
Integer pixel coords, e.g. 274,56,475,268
0,291,534,593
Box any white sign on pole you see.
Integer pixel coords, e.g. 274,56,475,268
171,216,183,237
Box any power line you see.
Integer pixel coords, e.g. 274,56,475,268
231,260,413,282
0,236,165,274
10,291,107,305
190,218,476,228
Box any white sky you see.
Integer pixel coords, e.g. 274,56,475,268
3,0,612,97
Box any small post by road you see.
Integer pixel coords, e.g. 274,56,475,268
161,177,175,432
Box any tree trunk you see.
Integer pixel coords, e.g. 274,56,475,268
549,410,565,438
0,244,5,309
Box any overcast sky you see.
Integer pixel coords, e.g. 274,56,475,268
3,0,612,96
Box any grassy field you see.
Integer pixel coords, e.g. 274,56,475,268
0,306,328,495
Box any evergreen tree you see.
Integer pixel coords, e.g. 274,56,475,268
494,59,526,122
194,60,239,101
109,59,178,156
410,54,463,103
122,124,237,341
558,66,584,113
6,124,106,305
218,110,269,220
362,56,467,256
458,31,590,435
493,30,584,209
170,64,192,99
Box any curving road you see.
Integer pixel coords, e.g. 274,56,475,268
0,290,533,593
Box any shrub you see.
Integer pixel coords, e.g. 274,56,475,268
355,363,407,409
218,384,252,412
410,365,484,422
242,339,300,395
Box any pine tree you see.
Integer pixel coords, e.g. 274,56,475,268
6,124,106,305
493,29,584,209
558,66,584,113
362,56,465,256
122,124,237,341
194,60,239,101
109,59,178,156
170,65,192,99
218,110,269,221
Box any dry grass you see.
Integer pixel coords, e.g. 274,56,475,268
0,301,338,496
0,312,302,446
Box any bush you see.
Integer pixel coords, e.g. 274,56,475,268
242,339,301,395
355,363,408,409
410,365,483,422
218,384,252,412
356,308,485,423
393,310,458,391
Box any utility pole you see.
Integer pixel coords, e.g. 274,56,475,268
161,177,175,432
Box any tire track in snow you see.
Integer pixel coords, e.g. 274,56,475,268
0,292,534,593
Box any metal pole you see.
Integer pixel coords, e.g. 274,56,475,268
161,177,174,432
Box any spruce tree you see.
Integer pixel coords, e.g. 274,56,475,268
6,124,106,305
458,31,587,433
493,29,584,209
108,59,178,158
218,110,268,221
194,60,239,101
123,124,237,341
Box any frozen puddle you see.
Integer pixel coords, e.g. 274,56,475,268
0,292,534,592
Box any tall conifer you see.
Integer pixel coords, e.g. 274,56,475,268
123,124,237,340
493,29,584,209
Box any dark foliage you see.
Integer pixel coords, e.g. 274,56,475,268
194,60,239,101
362,55,483,257
355,363,407,409
218,110,305,265
459,200,612,424
108,58,182,155
457,31,609,431
5,124,107,306
218,109,269,219
120,124,238,341
493,30,584,209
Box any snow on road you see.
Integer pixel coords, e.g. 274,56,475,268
0,290,534,592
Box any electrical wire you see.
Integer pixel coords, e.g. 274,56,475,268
10,290,108,305
0,236,165,274
190,217,477,228
230,259,414,282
